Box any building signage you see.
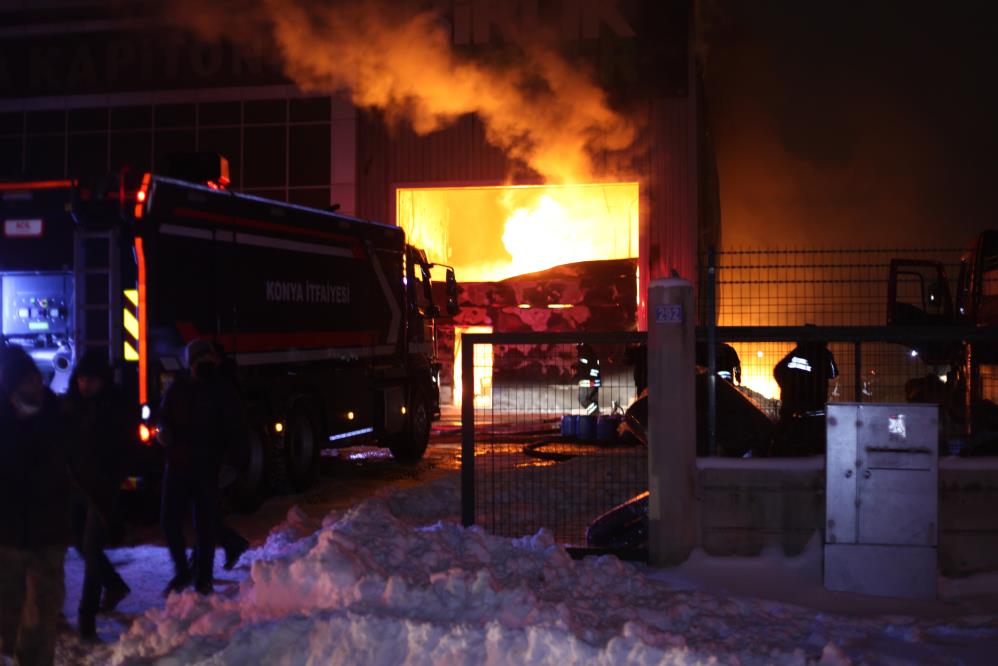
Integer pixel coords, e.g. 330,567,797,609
3,219,44,238
0,0,688,99
654,303,682,324
0,29,287,99
265,280,351,305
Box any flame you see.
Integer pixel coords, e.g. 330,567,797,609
453,326,493,408
727,343,794,401
398,183,639,282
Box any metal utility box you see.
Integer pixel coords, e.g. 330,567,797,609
825,403,938,599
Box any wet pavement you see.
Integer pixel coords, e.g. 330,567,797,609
119,427,465,548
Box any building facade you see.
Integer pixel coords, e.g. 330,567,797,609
0,0,719,330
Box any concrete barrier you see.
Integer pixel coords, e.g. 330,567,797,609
696,456,998,576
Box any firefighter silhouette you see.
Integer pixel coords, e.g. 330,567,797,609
774,339,839,418
575,343,601,415
773,338,838,455
696,341,742,385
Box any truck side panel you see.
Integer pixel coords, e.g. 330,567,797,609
139,178,410,444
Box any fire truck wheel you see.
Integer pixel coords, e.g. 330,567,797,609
285,402,320,491
389,388,431,463
230,422,267,512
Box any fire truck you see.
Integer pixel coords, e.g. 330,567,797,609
0,157,457,507
888,231,998,451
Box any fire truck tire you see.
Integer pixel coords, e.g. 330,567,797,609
230,422,267,512
388,387,431,463
285,402,320,491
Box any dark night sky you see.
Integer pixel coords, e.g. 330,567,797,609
699,1,998,249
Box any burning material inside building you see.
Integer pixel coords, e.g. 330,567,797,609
396,183,639,282
447,257,639,405
0,0,717,404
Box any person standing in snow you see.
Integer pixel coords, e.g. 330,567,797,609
0,346,71,665
64,351,134,641
158,340,243,596
186,342,250,579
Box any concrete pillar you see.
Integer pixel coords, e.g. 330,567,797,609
647,277,698,566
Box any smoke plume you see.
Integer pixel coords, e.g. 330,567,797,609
170,0,635,184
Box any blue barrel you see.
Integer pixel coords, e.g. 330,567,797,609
560,414,577,437
578,414,597,441
597,415,619,442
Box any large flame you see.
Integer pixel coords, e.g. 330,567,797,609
398,183,639,282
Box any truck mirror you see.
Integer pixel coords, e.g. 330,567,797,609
445,268,459,316
420,264,433,305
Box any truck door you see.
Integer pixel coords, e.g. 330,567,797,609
972,233,998,326
964,233,998,405
887,258,958,367
887,259,952,326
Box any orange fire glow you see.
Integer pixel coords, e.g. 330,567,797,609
730,344,789,401
397,183,639,282
453,326,494,408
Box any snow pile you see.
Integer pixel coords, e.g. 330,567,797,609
104,476,998,665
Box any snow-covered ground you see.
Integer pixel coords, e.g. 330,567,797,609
57,474,998,665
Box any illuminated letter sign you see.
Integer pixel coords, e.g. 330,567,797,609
3,219,44,238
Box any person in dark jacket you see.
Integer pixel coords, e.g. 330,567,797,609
187,341,250,579
696,341,742,385
64,351,133,641
0,346,71,665
158,340,243,596
774,339,839,417
773,338,839,455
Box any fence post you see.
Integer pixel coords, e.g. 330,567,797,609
853,341,862,403
706,247,717,456
647,277,698,566
461,336,476,527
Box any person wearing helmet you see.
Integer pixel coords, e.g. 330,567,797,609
774,337,839,454
575,343,602,415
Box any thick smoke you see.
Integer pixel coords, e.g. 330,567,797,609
170,0,635,184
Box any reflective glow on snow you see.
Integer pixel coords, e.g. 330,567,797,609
62,473,998,664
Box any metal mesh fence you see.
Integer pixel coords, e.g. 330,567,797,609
711,333,978,457
708,247,963,326
459,247,998,548
726,340,947,419
461,328,998,546
462,333,646,549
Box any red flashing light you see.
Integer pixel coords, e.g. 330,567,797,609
205,174,229,191
134,173,151,219
135,237,148,406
